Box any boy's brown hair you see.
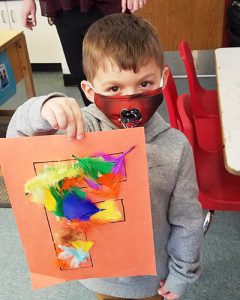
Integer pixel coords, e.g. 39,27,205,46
82,13,163,82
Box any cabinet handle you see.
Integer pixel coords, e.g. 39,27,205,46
1,10,7,23
10,10,15,23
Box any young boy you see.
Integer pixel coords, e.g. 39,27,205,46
7,13,203,300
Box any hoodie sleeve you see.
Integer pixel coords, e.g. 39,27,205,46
164,141,204,296
6,93,65,138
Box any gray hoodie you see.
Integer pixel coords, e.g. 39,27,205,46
7,93,204,299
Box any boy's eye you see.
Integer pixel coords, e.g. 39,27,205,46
140,81,150,88
111,86,119,92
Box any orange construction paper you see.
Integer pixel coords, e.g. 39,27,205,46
0,128,156,289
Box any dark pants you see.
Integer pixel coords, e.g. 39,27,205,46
54,6,103,106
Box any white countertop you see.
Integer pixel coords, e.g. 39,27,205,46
215,47,240,175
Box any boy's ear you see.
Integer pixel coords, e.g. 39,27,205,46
81,80,95,103
161,66,169,88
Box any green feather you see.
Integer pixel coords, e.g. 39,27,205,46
73,156,114,179
50,186,64,217
71,186,86,199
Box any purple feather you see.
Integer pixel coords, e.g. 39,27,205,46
84,178,101,190
95,146,136,175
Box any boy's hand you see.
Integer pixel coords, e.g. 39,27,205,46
121,0,147,13
158,281,181,300
41,97,84,140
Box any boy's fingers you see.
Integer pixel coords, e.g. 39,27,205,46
74,110,85,140
164,293,180,300
49,104,68,129
60,104,77,139
158,285,169,296
76,121,84,140
43,108,59,130
41,96,83,139
66,122,77,140
68,98,84,140
160,280,165,287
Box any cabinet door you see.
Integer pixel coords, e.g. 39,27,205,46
6,0,63,63
135,0,226,50
0,2,11,30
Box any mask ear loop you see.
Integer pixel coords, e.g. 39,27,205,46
160,75,164,88
160,67,169,89
87,82,98,94
160,66,169,88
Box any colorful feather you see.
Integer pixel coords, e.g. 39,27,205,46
43,189,57,212
49,186,64,217
58,218,106,237
71,240,94,251
96,146,136,175
73,156,114,179
84,177,101,190
58,240,93,268
25,163,82,204
60,176,84,191
91,200,122,222
85,173,122,200
68,186,86,199
55,223,86,245
62,191,100,221
25,147,136,267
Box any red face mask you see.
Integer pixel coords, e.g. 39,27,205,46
94,88,163,128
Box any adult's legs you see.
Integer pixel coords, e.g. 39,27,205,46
54,6,103,106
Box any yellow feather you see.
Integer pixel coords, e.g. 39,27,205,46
25,163,83,204
71,240,94,252
43,189,57,212
90,200,122,221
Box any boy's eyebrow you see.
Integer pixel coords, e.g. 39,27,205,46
101,81,121,87
138,73,159,81
101,73,158,87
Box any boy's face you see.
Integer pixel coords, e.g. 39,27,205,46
81,59,163,102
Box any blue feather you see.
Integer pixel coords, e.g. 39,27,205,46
62,192,100,221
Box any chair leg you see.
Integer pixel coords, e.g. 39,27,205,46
203,210,214,235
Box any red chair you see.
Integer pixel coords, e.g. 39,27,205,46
163,68,240,232
162,67,179,129
178,41,222,152
177,94,240,231
178,40,219,117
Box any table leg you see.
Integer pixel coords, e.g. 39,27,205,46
16,34,36,98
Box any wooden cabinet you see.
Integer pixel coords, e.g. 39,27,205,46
0,0,64,63
0,1,11,30
135,0,226,50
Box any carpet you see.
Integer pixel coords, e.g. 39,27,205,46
0,176,11,208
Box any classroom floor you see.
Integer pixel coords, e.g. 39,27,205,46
0,69,240,300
